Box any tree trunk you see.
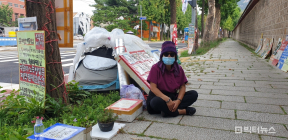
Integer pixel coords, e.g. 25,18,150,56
201,0,205,38
148,21,151,41
26,0,67,102
203,0,215,42
213,3,221,41
195,9,198,50
169,0,176,24
160,24,163,41
223,29,227,38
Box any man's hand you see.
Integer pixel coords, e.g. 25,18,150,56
166,101,175,112
172,100,181,112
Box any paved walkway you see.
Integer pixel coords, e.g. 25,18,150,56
113,39,288,140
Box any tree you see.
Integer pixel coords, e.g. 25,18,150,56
139,0,163,40
92,0,139,32
26,0,67,101
203,0,215,42
231,6,241,27
197,0,207,37
169,0,177,24
0,4,13,27
199,0,240,40
223,16,234,31
219,0,240,27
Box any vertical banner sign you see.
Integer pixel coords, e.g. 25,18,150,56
17,31,46,104
188,23,195,54
172,23,178,46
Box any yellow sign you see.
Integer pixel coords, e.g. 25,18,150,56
17,31,46,104
55,0,73,47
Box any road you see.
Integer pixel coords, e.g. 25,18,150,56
0,48,76,84
0,42,187,84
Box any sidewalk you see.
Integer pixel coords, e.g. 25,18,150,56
112,39,288,140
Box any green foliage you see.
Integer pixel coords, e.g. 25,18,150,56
218,0,241,28
45,95,70,119
197,14,204,33
197,0,241,31
0,4,13,27
197,0,208,15
180,38,227,57
97,109,118,123
231,7,241,27
66,80,91,104
196,38,227,55
176,0,192,31
0,84,121,140
223,16,234,31
92,0,139,31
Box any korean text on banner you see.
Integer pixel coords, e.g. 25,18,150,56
17,31,46,105
277,44,288,70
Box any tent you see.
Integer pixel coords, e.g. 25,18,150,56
69,27,152,91
74,46,119,91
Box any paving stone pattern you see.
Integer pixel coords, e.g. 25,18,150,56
111,40,288,139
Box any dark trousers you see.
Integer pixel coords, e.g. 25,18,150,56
146,90,198,117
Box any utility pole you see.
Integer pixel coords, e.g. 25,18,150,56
140,5,142,39
188,0,197,54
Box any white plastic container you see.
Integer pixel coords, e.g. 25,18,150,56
106,98,143,122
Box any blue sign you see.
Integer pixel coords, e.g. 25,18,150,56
139,16,147,20
27,123,86,140
277,44,288,69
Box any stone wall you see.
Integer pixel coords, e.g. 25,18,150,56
232,0,288,52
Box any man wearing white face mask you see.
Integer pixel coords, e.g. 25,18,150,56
146,41,198,117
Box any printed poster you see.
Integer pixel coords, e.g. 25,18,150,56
18,17,38,31
188,23,195,54
270,38,282,64
255,38,263,53
27,123,85,140
116,50,159,93
271,39,288,66
172,23,178,46
17,31,46,104
258,38,269,57
281,57,288,72
277,44,288,70
262,38,273,59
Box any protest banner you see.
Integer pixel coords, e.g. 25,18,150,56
17,31,46,104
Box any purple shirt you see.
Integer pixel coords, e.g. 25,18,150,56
147,64,188,93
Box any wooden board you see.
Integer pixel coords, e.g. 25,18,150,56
55,0,73,47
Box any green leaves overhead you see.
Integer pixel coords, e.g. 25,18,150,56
140,0,191,31
198,0,241,31
0,4,14,27
223,16,234,31
92,0,138,32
